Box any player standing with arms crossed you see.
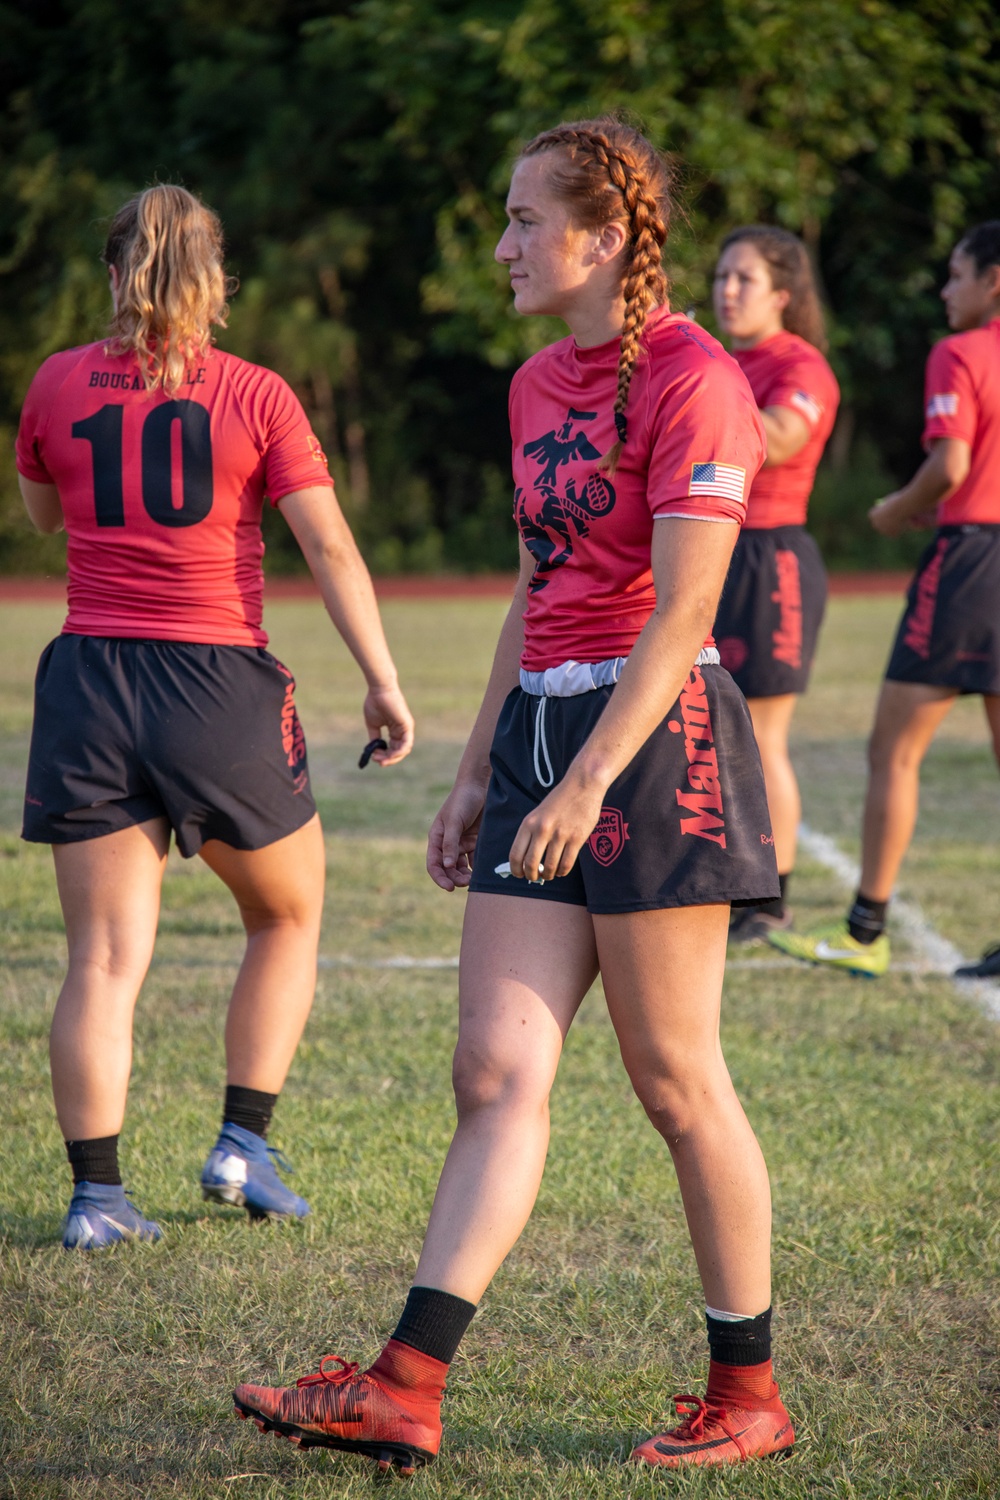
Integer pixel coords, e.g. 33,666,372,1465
16,185,413,1247
233,119,795,1474
712,227,839,943
771,221,1000,977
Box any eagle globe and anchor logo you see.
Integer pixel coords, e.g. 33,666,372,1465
516,407,617,591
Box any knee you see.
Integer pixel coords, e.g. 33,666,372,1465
451,1042,550,1120
629,1060,724,1146
240,892,322,938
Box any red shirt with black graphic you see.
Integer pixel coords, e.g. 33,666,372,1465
16,342,334,647
510,308,766,671
922,317,1000,524
731,330,839,528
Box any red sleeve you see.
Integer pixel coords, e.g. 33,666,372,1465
15,354,69,483
922,338,977,447
646,357,766,523
250,368,334,504
764,350,838,431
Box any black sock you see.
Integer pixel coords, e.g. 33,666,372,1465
706,1306,772,1366
848,891,888,945
754,871,791,920
66,1135,121,1187
391,1285,477,1365
223,1085,277,1140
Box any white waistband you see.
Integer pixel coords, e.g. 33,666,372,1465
519,648,720,698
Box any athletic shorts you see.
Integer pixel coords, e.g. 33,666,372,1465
713,526,827,697
885,525,1000,694
467,665,779,913
22,635,317,856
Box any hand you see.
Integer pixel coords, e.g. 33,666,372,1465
868,492,909,538
427,778,488,891
363,684,415,766
508,775,606,883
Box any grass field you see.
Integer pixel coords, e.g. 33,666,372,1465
1,592,998,1499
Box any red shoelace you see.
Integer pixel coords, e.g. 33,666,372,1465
667,1394,730,1438
295,1356,361,1389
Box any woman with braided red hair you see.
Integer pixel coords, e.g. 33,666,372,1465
234,119,793,1474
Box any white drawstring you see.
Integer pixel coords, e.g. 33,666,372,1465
533,696,555,788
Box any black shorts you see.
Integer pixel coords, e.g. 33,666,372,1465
22,635,317,856
468,666,779,914
885,526,1000,694
714,526,827,697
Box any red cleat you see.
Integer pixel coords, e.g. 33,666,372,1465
233,1348,444,1475
632,1393,795,1468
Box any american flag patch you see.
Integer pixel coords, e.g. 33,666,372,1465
790,389,822,424
926,393,958,419
689,461,746,502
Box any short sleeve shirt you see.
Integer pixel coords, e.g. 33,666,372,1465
510,308,766,671
922,319,1000,524
16,342,334,646
732,331,839,527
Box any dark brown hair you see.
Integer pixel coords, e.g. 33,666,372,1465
519,118,673,475
959,221,1000,275
102,185,234,394
718,225,827,351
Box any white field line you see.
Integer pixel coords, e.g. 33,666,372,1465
798,823,1000,1022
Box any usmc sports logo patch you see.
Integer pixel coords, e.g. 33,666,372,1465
588,807,630,866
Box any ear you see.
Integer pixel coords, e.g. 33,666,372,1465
773,286,791,314
984,263,1000,302
590,219,629,266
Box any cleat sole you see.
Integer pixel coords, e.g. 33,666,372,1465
203,1183,293,1222
233,1395,433,1472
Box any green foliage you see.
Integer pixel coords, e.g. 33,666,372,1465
2,1,999,571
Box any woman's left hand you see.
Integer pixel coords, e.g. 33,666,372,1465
508,776,606,883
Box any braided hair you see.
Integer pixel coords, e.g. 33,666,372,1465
520,118,672,476
717,226,827,351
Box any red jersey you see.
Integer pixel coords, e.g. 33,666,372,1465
732,331,839,528
922,318,1000,525
511,307,765,671
16,342,333,647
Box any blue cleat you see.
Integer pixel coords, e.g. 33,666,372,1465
62,1182,163,1250
200,1122,310,1221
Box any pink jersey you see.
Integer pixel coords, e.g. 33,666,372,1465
732,331,839,528
922,318,1000,524
16,342,334,646
510,308,765,671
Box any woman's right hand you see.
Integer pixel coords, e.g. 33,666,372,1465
427,778,488,891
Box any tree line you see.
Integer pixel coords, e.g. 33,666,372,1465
2,0,998,575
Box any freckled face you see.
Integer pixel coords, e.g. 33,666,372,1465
713,240,787,346
494,155,602,321
941,246,1000,332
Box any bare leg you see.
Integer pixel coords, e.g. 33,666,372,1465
746,694,800,875
413,893,598,1302
199,814,325,1094
859,682,956,901
597,903,770,1313
50,819,171,1140
983,694,1000,770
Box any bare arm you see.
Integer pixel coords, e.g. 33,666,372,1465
760,405,812,467
426,541,533,890
19,477,64,533
509,516,739,882
868,438,971,537
278,485,414,765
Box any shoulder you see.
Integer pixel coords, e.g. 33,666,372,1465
509,336,576,401
25,342,105,398
644,314,750,401
927,327,982,373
